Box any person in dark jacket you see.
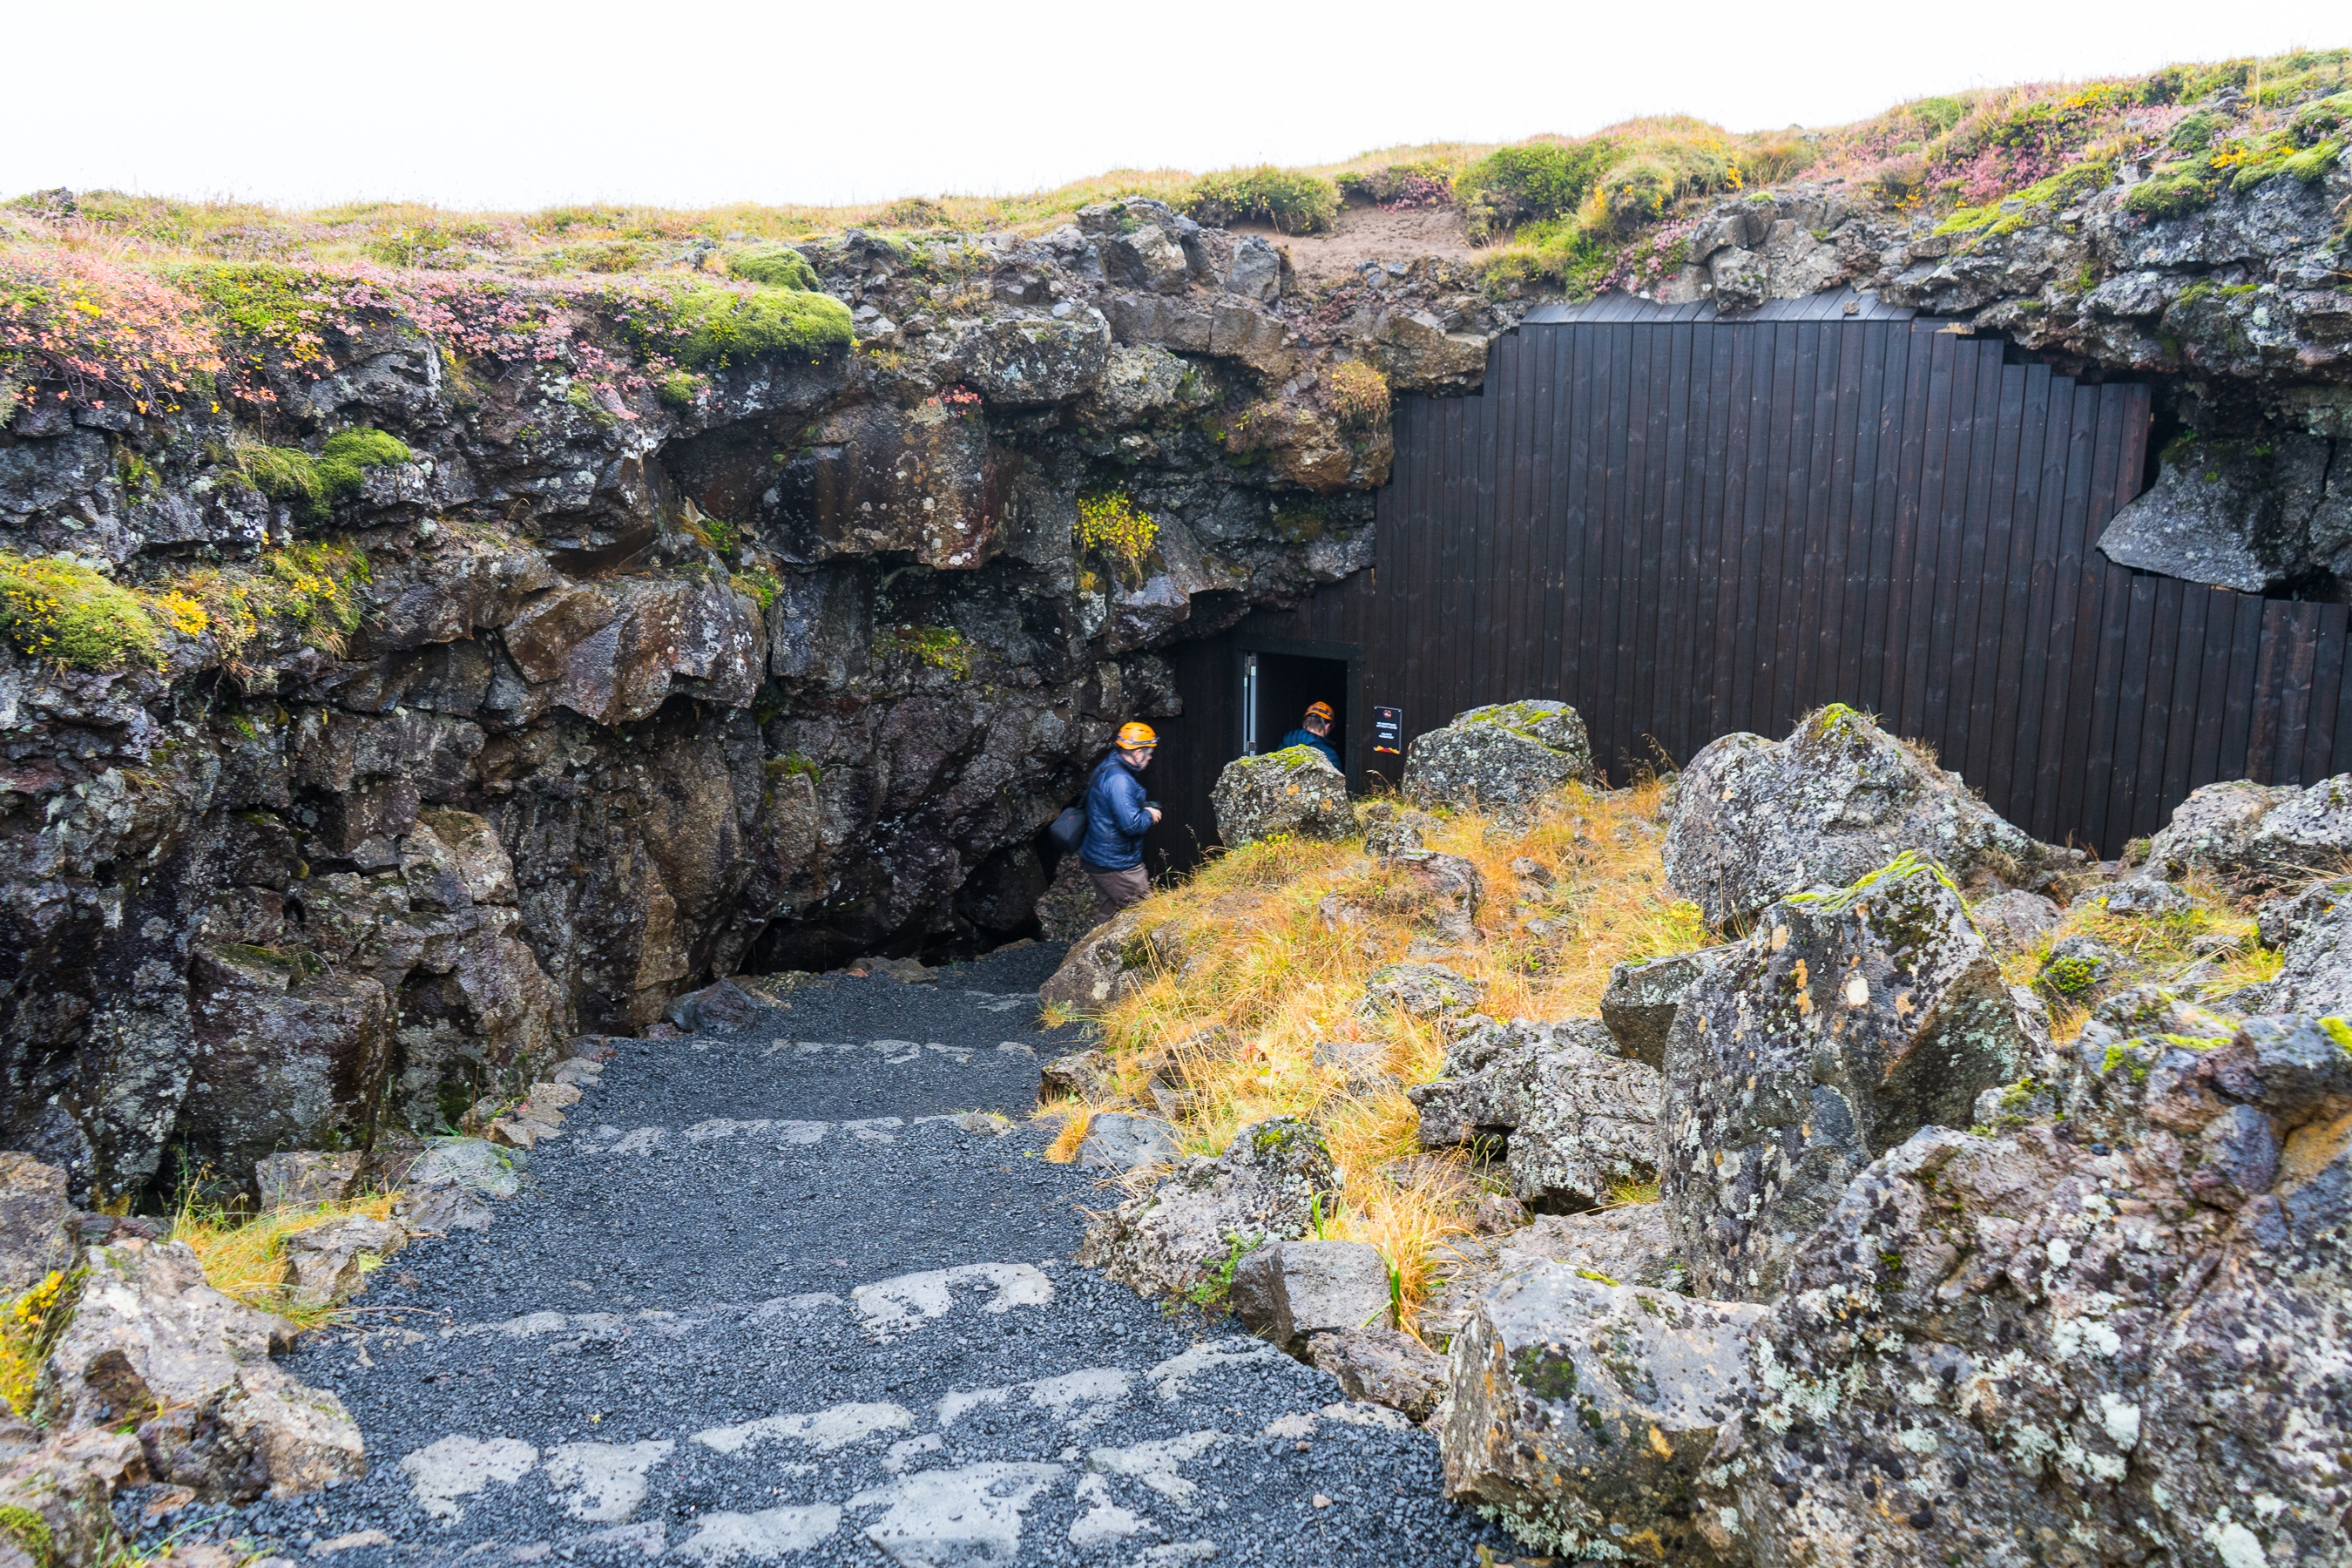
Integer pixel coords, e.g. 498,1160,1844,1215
1279,700,1341,771
1078,721,1161,924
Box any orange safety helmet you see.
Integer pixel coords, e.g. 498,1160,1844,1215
1117,721,1159,750
1304,701,1335,722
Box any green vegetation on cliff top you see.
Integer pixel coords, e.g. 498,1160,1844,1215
0,46,2342,402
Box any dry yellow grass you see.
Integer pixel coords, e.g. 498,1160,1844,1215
1993,867,2282,1032
1040,781,1707,1320
171,1190,403,1330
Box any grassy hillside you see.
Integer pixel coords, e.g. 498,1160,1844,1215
4,47,2343,301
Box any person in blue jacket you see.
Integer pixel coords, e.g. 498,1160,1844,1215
1078,721,1162,925
1279,700,1342,771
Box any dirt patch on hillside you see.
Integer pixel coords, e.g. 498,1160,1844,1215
1235,202,1484,286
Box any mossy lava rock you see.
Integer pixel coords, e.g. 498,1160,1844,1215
1212,745,1352,847
1402,700,1593,816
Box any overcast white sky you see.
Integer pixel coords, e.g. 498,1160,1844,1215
5,2,2338,212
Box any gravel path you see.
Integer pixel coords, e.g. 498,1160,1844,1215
198,944,1511,1567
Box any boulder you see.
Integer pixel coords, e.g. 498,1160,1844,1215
1375,850,1483,945
398,1184,496,1236
1357,963,1484,1019
1662,704,2072,929
1038,1048,1112,1103
402,1137,522,1199
1076,1118,1337,1300
1409,1021,1662,1212
1369,309,1490,391
1228,1240,1391,1352
1304,1328,1446,1423
2142,772,2352,890
252,1151,364,1212
44,1239,365,1500
1497,1202,1685,1294
1357,801,1435,859
1076,1113,1180,1173
2093,873,2193,917
1970,887,2062,953
948,309,1113,406
1660,855,2035,1301
1702,1013,2352,1568
1209,747,1353,848
1442,1265,1767,1563
1598,949,1717,1066
666,977,765,1035
0,1155,76,1296
2247,877,2352,1017
0,1429,145,1568
280,1215,405,1309
1402,701,1593,817
1033,856,1101,943
1039,909,1169,1013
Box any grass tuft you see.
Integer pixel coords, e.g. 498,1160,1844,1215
170,1186,402,1331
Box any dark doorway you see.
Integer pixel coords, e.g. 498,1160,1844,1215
1243,651,1349,774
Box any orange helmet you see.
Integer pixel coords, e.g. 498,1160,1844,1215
1305,701,1335,722
1117,721,1159,750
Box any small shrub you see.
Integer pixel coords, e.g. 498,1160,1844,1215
1580,159,1676,234
1185,166,1340,234
1326,361,1389,428
880,197,953,228
2169,111,2224,152
1337,161,1458,209
1076,491,1159,576
726,244,821,291
1454,140,1615,240
735,566,782,611
0,1269,73,1415
875,624,972,679
1737,136,1815,186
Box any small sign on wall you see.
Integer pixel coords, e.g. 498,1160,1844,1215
1371,706,1403,761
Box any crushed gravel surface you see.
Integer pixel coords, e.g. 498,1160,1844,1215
172,944,1511,1566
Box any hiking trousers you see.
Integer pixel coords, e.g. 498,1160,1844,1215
1081,862,1151,929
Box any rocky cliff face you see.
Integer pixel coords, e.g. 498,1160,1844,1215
0,198,1473,1205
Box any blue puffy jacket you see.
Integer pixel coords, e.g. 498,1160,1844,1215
1078,754,1155,869
1280,727,1341,771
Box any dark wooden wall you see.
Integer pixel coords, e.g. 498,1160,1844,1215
1153,301,2351,866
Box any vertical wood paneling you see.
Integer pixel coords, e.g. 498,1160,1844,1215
1181,317,2346,868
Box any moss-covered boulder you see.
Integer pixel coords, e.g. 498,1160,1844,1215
1402,700,1592,818
1442,1264,1767,1564
1659,854,2036,1301
1211,745,1351,848
1662,704,2075,929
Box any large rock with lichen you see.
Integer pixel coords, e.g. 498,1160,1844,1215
1698,1012,2352,1568
1075,1117,1336,1300
1210,746,1353,848
1402,701,1593,817
2247,875,2352,1017
1662,705,2076,929
2141,772,2352,891
1442,1264,1766,1564
1659,855,2037,1301
1409,1017,1662,1211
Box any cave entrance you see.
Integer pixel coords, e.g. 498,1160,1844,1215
1241,649,1351,774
